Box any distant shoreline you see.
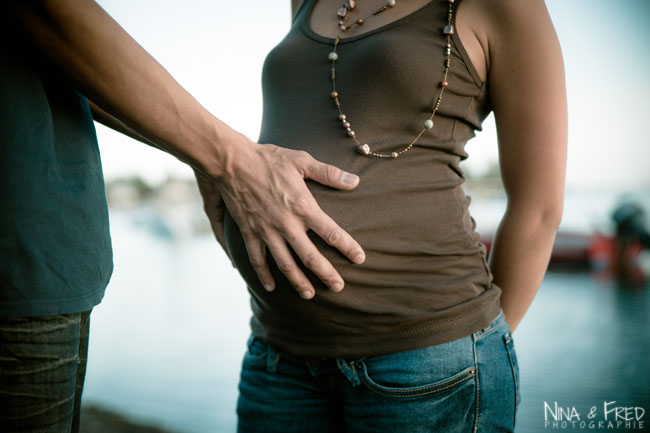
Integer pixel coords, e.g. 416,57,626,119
81,405,181,433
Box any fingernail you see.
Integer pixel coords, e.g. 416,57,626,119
342,172,359,185
263,284,274,292
300,290,313,300
354,253,365,264
332,282,343,292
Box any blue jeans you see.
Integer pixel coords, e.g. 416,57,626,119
237,311,520,433
0,311,91,433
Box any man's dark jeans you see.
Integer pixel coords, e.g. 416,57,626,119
0,310,91,433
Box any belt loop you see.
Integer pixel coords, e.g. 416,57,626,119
336,358,361,387
266,343,280,374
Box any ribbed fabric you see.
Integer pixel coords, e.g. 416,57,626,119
224,0,501,358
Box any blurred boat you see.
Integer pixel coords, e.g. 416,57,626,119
480,201,650,284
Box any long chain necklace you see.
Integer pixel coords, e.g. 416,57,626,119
327,0,456,158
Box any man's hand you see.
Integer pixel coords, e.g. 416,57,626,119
214,133,366,300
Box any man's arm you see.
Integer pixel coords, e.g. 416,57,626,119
4,0,366,299
474,0,568,330
88,101,159,149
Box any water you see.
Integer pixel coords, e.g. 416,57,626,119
515,273,650,432
83,212,250,433
83,194,650,433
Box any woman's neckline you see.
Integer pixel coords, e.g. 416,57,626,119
300,0,442,44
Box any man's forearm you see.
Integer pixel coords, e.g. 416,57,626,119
488,208,560,331
5,0,236,178
88,100,160,149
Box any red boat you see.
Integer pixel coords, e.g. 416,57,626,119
480,230,649,283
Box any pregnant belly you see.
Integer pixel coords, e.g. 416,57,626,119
222,174,481,296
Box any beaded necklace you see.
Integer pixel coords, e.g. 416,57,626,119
327,0,456,158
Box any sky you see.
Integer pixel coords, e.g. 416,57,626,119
95,0,650,190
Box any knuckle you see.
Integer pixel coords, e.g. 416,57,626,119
249,256,266,269
295,151,316,174
256,225,274,241
277,221,295,236
325,228,342,244
326,164,339,182
242,223,265,240
239,226,254,238
249,218,265,233
290,196,312,217
276,260,294,274
305,163,318,176
302,252,320,269
295,150,311,164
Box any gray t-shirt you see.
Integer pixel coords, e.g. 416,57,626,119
0,38,113,317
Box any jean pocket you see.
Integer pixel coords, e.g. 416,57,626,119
358,362,476,398
503,330,521,422
355,340,477,398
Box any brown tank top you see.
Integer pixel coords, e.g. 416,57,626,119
223,0,501,358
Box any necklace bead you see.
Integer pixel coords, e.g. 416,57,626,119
424,119,434,129
357,144,370,155
387,0,396,7
328,52,339,61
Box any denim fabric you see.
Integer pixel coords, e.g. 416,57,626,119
237,311,519,433
0,311,91,433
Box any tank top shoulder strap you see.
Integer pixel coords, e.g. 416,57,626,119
292,0,314,25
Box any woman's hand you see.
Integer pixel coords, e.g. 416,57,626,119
212,132,366,300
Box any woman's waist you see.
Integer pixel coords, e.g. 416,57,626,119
247,278,502,359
